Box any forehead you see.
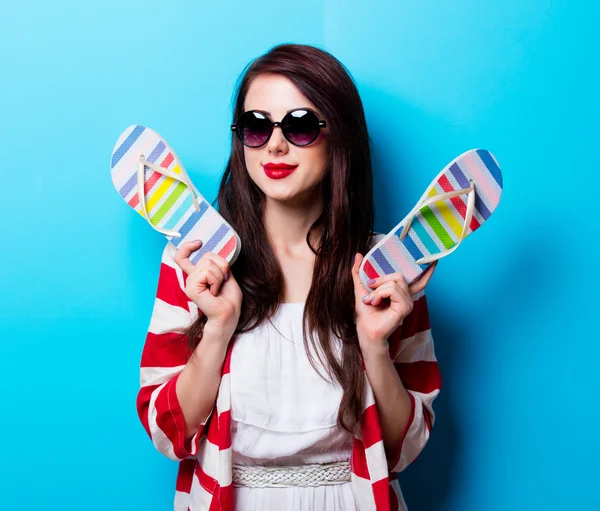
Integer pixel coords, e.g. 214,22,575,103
243,73,321,118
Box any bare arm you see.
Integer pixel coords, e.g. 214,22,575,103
176,322,233,440
362,345,412,464
364,292,441,472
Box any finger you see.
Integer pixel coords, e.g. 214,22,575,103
408,262,437,295
366,271,409,292
351,253,369,297
363,281,393,306
196,251,231,279
192,266,222,297
368,282,412,311
197,260,227,284
203,267,224,296
367,281,409,307
174,240,203,275
192,257,218,276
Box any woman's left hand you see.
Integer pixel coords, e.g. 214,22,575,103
351,253,437,354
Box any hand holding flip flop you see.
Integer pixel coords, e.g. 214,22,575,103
352,252,438,353
359,149,503,290
110,125,242,266
355,149,503,349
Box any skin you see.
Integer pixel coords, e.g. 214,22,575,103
243,72,331,303
172,72,438,463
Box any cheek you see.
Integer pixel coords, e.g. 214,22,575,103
305,146,328,179
244,149,260,173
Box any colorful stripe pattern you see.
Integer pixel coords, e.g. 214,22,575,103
361,149,503,288
110,125,241,266
137,236,441,511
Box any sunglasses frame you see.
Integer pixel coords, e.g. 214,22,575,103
231,107,327,148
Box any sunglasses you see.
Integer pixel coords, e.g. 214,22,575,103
231,108,327,148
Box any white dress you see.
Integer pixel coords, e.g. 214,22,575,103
229,302,358,511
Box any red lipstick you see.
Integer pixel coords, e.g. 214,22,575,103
263,162,298,179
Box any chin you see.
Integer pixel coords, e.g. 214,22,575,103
265,191,299,202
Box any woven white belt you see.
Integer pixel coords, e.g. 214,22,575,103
232,461,351,488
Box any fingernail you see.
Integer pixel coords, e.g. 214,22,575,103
224,272,230,281
354,254,359,263
362,294,370,303
192,239,202,244
367,279,376,286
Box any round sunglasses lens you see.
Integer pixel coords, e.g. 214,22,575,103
283,110,320,146
237,111,271,147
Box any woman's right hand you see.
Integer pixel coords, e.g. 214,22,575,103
174,240,243,334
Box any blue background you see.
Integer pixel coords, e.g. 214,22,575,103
1,1,597,509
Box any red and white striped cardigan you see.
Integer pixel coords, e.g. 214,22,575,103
137,235,441,511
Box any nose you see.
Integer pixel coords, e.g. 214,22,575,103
266,124,288,154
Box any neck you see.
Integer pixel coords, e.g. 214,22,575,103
263,194,324,251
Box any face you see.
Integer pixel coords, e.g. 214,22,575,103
241,73,330,205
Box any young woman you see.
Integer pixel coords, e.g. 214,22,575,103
137,43,441,511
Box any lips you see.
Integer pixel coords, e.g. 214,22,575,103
263,162,298,179
263,163,297,170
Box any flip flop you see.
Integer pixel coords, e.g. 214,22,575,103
110,125,241,265
359,148,503,291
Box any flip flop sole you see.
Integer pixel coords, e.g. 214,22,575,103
359,148,503,291
110,125,241,265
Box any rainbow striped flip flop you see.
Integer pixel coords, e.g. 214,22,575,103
110,125,241,266
359,148,503,291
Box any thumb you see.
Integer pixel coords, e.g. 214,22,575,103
351,253,369,296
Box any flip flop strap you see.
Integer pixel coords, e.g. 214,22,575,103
400,180,476,265
136,156,201,238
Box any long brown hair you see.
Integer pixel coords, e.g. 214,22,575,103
184,43,375,438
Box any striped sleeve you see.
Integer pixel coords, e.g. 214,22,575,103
387,288,441,473
136,241,213,461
